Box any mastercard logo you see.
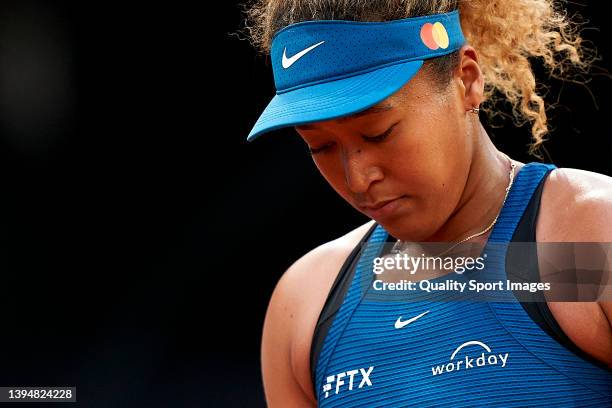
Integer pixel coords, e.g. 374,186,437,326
420,22,450,50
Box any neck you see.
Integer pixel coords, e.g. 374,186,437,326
424,123,522,243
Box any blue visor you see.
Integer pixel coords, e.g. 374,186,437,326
247,10,466,142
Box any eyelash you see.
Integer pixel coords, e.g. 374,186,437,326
308,144,332,155
308,123,398,155
363,126,395,142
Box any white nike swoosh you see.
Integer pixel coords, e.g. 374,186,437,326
394,310,430,329
281,41,326,69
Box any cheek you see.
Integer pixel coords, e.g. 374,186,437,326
390,123,467,203
311,156,349,194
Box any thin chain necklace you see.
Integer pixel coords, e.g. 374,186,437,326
391,154,517,257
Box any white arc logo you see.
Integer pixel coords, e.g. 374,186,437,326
394,310,430,329
282,41,326,69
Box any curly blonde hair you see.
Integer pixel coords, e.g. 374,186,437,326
241,0,600,157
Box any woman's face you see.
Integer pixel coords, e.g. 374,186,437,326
295,67,475,241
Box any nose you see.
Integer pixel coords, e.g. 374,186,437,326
341,146,383,193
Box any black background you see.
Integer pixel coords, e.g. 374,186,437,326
0,1,610,407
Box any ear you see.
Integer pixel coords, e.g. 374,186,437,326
455,45,484,111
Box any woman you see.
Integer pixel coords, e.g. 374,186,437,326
243,0,612,406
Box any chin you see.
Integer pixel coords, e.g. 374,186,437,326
376,219,433,243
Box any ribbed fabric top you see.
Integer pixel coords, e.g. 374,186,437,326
314,162,612,407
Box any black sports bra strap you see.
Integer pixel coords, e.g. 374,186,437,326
309,222,380,392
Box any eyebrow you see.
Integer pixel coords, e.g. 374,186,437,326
295,102,394,131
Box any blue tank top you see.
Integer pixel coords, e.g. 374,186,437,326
314,162,612,407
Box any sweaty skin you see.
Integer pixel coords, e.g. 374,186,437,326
260,45,612,406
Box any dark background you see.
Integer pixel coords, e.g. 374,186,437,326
0,1,609,407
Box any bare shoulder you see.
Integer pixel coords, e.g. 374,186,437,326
537,167,612,367
538,167,612,241
279,219,377,294
261,219,376,405
272,219,377,323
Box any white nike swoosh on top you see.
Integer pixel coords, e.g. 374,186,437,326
281,41,326,69
394,310,430,329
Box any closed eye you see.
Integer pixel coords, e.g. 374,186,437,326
362,122,400,142
306,121,400,155
308,144,332,155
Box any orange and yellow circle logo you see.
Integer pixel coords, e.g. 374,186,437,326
420,22,450,50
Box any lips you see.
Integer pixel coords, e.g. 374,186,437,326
359,196,406,218
361,198,398,210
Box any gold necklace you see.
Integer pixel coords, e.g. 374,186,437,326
391,155,517,257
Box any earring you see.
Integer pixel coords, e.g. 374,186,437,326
468,106,480,114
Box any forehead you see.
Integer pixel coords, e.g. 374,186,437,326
295,101,394,131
